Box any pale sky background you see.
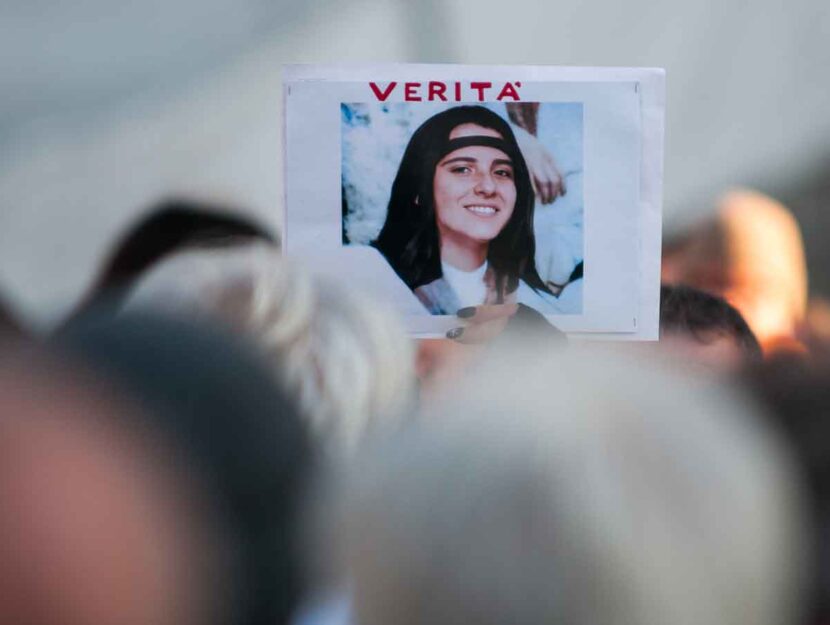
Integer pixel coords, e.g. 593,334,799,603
1,0,828,326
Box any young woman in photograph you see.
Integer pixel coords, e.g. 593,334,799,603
374,105,580,315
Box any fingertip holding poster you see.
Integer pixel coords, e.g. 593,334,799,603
283,65,664,340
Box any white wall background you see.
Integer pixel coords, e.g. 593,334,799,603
1,0,828,326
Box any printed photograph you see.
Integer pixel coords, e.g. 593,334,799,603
341,102,584,315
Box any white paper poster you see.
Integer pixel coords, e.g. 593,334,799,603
283,64,664,339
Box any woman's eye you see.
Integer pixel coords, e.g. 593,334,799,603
450,166,473,174
494,168,514,178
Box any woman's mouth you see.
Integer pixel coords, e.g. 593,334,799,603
465,205,499,216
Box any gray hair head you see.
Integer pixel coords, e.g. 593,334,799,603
341,345,805,625
124,244,416,459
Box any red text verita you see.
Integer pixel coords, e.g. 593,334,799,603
369,81,523,102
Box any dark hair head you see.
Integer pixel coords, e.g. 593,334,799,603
53,310,314,625
66,198,277,326
660,284,762,362
374,106,548,295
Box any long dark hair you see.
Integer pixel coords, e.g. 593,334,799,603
374,105,550,296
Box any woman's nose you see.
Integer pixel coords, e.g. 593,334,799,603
474,172,497,195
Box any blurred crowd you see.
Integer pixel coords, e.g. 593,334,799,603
3,188,830,625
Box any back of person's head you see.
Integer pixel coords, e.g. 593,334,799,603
0,343,223,625
53,311,313,625
338,346,805,625
662,189,807,351
65,198,276,325
122,244,415,459
660,284,762,368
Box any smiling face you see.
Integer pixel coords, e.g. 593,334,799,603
432,123,517,247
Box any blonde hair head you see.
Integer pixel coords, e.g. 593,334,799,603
125,245,416,459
